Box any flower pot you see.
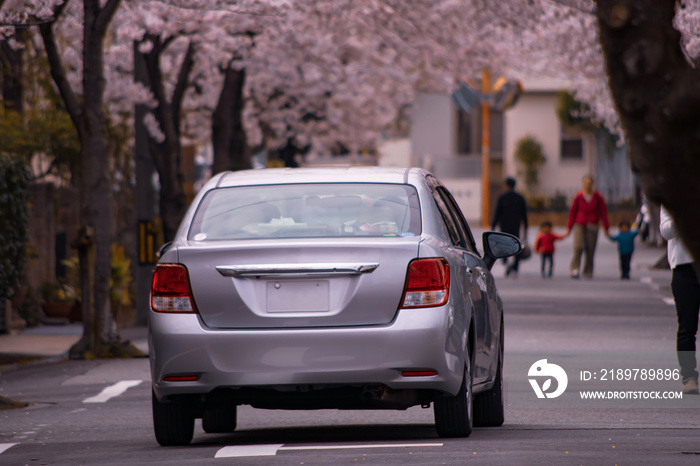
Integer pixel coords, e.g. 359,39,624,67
41,302,74,319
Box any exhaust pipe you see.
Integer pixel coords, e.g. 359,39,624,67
360,385,419,409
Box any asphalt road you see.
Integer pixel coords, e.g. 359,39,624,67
1,231,699,465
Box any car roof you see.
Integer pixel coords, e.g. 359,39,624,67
215,167,427,188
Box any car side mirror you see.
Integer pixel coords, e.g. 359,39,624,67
482,232,523,270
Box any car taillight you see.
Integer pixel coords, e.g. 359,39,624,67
400,258,450,308
151,264,196,313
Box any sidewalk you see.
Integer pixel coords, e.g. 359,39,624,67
0,323,148,374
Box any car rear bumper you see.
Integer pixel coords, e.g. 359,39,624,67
150,306,465,402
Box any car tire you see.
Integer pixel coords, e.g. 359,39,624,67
473,322,505,427
152,390,194,446
434,358,473,438
202,405,237,433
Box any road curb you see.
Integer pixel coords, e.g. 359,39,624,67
0,354,67,375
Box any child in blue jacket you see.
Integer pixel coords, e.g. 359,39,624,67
609,220,638,279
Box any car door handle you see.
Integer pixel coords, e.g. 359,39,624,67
216,262,380,278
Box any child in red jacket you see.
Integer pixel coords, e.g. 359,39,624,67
534,221,565,278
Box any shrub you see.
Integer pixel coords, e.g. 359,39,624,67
0,154,30,300
514,136,546,191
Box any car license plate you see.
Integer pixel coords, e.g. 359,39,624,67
266,280,330,313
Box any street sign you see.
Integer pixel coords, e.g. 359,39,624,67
451,84,481,113
138,220,159,265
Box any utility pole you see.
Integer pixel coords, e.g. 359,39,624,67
481,67,491,229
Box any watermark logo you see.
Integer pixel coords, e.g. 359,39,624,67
528,359,568,399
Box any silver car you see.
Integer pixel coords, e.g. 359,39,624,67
149,167,521,446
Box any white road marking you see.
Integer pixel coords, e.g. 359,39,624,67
82,380,143,403
280,443,444,451
215,444,284,458
215,442,443,458
662,297,675,306
0,444,17,455
640,277,653,284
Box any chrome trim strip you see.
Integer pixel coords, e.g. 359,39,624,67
216,263,380,278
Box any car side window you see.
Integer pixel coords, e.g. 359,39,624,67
437,187,478,253
432,190,465,247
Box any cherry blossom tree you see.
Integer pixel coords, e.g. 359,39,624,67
0,0,138,358
111,0,269,240
244,0,497,156
41,0,130,358
111,0,492,238
595,0,700,269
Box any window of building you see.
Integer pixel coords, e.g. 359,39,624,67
456,110,473,155
456,108,503,158
561,124,583,160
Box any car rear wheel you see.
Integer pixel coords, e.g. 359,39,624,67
202,405,238,433
473,321,505,427
434,358,473,438
152,390,194,446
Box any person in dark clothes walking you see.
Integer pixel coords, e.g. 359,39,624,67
491,177,528,278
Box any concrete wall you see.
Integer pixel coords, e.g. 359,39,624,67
410,93,455,161
504,91,594,198
25,184,80,294
440,178,482,222
377,138,411,167
408,93,485,220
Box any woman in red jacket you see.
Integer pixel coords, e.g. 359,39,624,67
565,175,610,279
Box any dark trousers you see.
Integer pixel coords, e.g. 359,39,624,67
619,253,632,279
540,253,553,277
671,263,700,381
502,228,521,273
508,252,521,272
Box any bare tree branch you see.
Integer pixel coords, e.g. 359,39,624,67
38,3,83,143
95,0,121,35
0,19,54,26
171,40,195,123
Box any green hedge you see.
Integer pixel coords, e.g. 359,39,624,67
0,153,29,300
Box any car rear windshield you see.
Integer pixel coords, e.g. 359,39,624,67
188,183,421,241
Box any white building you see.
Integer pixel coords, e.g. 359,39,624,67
503,76,634,203
399,77,635,223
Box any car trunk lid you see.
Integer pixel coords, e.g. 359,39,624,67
179,238,420,329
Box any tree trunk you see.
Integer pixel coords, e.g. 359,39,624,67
69,0,119,356
149,136,187,243
39,0,141,358
212,67,251,174
596,0,700,268
0,28,25,114
139,37,194,242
